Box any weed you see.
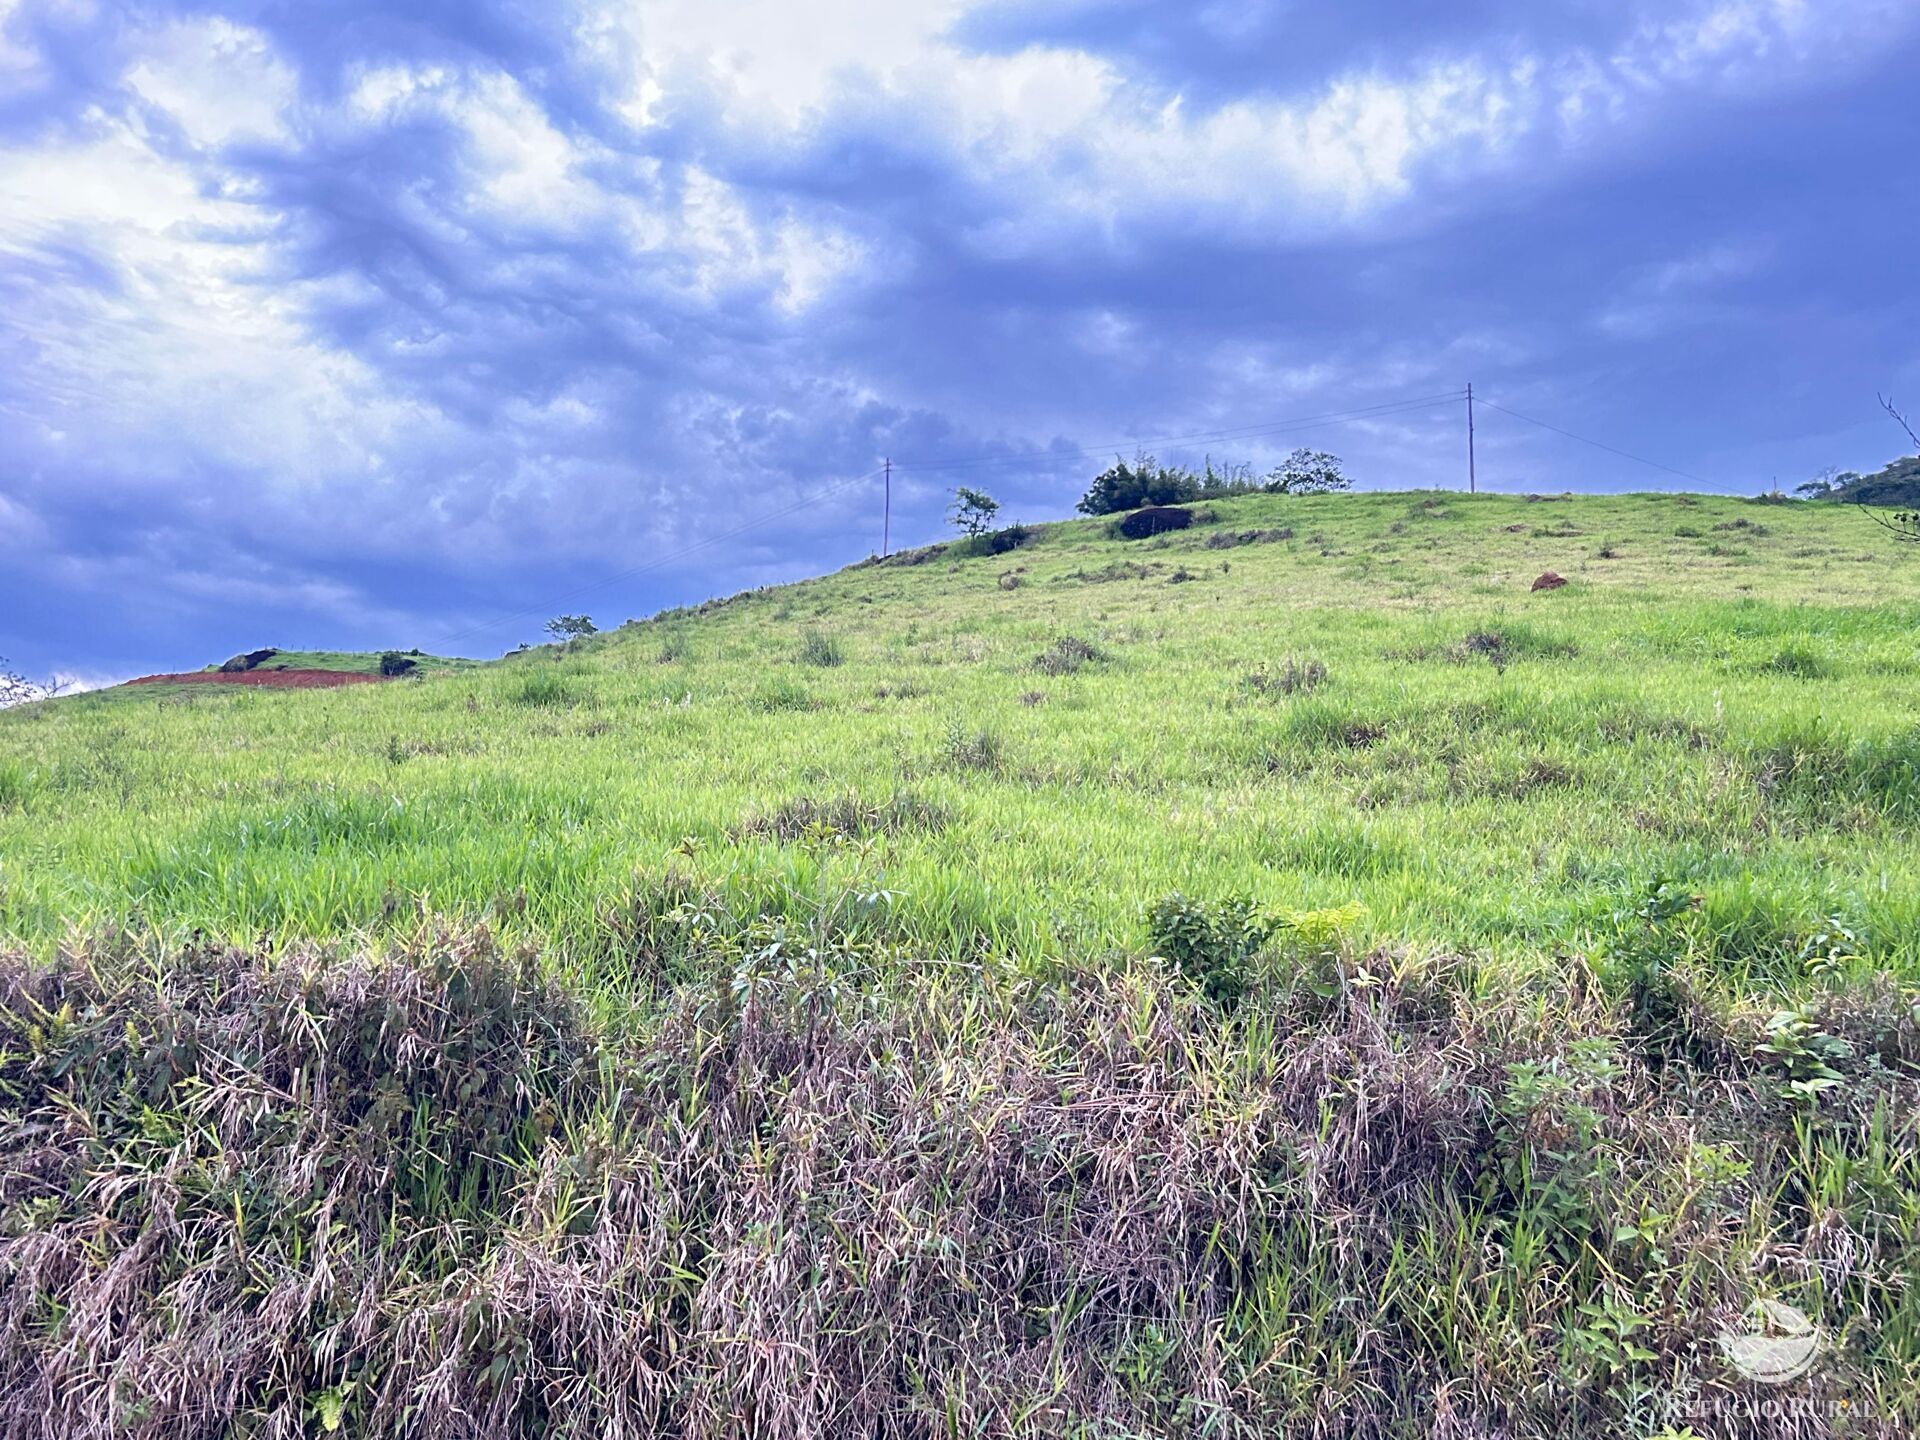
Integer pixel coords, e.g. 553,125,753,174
733,791,949,844
1245,656,1327,697
1030,635,1103,675
798,630,845,667
942,721,1004,772
1756,1006,1852,1102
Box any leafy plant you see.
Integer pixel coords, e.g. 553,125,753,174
1756,1007,1851,1102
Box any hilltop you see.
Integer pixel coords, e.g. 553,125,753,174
2,490,1917,1437
1816,454,1920,509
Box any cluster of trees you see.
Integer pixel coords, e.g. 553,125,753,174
942,449,1353,544
1800,397,1920,545
1076,448,1351,515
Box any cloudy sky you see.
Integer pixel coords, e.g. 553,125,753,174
3,0,1918,681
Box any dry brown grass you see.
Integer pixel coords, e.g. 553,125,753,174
2,917,1914,1438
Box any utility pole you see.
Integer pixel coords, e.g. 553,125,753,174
882,458,892,557
1466,383,1477,494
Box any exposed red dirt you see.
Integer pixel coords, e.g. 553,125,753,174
125,670,386,690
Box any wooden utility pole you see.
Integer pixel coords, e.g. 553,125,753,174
883,458,892,557
1466,383,1477,494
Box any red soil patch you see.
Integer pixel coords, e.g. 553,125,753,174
125,670,386,690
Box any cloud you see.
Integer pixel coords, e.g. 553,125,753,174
0,0,1917,675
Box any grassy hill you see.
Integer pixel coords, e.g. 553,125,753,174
2,490,1917,1436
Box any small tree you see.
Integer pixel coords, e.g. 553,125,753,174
1266,449,1351,495
545,614,598,642
0,658,61,709
949,487,1001,537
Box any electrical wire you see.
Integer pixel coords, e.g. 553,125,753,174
894,391,1466,475
1476,397,1732,492
444,388,1731,648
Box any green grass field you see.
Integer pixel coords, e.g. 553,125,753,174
2,490,1916,1437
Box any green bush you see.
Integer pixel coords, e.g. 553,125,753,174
1146,893,1274,1005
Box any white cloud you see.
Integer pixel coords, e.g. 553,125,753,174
124,17,295,145
602,0,1915,247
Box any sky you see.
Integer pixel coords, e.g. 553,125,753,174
3,0,1918,684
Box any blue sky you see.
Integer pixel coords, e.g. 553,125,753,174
3,0,1917,682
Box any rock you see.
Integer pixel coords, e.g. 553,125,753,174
1530,571,1568,592
1116,506,1193,539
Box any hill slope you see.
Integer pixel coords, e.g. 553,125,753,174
2,491,1917,1436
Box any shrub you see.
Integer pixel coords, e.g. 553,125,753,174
1146,893,1274,1005
219,647,279,674
1031,635,1103,675
1114,506,1192,540
979,523,1032,555
379,652,418,677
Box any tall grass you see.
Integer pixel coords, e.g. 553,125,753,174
2,491,1918,1432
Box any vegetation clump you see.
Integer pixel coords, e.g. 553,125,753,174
1114,505,1193,539
1030,634,1103,675
1245,656,1327,696
733,790,949,843
798,630,845,667
219,647,279,673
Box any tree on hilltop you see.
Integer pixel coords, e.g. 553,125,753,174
948,487,1001,536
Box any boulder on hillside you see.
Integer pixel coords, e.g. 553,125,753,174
1116,506,1193,540
219,647,280,673
1530,571,1568,593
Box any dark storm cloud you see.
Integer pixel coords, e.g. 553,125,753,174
1,0,1916,681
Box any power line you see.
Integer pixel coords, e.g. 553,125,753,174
440,387,1464,648
1476,397,1730,492
445,385,1725,649
893,391,1466,475
438,464,889,647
